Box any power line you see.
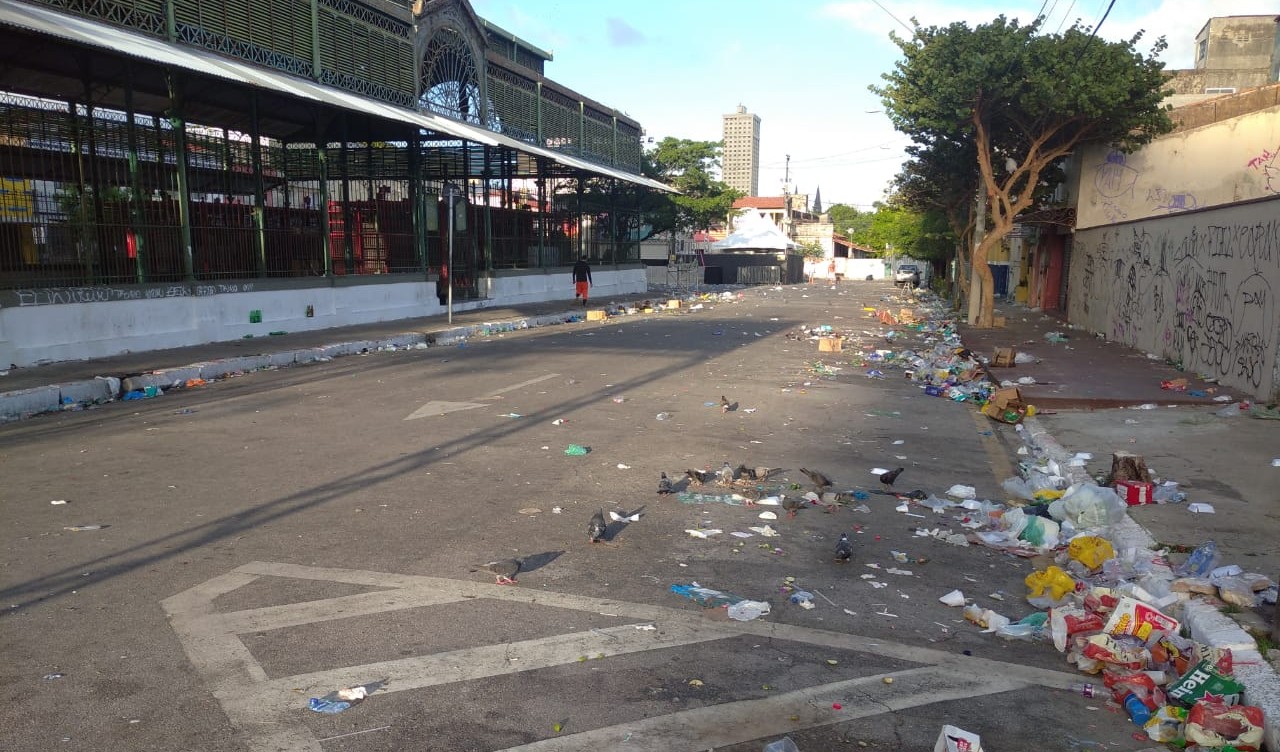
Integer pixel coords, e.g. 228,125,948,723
1055,0,1078,33
867,0,915,35
1073,0,1116,63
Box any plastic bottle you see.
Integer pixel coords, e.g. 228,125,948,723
1069,682,1096,698
788,591,814,606
1122,693,1152,726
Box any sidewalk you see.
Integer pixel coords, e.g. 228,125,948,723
960,299,1280,751
0,291,659,422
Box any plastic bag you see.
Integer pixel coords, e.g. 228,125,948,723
1025,565,1075,605
1050,605,1104,653
1019,516,1060,549
1068,535,1116,570
1185,700,1265,750
1215,576,1259,608
1050,484,1127,528
1001,507,1029,538
933,725,984,752
1143,704,1186,742
1002,476,1036,501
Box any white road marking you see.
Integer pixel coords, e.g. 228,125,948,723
497,665,1027,752
403,373,559,420
403,400,488,420
165,562,1088,752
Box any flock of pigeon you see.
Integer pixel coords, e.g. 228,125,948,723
477,457,908,585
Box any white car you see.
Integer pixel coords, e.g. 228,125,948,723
894,264,921,286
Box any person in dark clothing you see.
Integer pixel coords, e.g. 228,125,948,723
572,256,592,306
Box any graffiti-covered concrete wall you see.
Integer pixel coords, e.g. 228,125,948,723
1067,198,1280,401
1076,91,1280,229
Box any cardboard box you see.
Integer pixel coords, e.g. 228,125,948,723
586,309,607,321
982,386,1026,424
991,347,1017,367
666,299,681,309
993,315,1007,328
1115,480,1155,506
818,336,843,353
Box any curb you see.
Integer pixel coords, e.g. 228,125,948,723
1024,415,1280,750
0,309,593,423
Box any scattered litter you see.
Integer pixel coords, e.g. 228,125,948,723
616,463,632,470
938,589,965,607
43,673,64,680
552,419,567,425
62,525,104,532
945,485,977,499
518,508,541,515
633,624,656,631
1187,503,1216,514
499,412,522,418
742,408,758,414
50,500,68,505
935,725,984,752
551,507,562,514
758,511,778,520
730,531,754,538
670,582,745,607
748,525,780,537
564,444,590,456
609,511,641,522
685,529,722,538
727,600,771,621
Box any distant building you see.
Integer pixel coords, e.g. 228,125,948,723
721,105,760,196
1165,15,1280,106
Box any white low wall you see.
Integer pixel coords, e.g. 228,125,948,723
0,267,647,367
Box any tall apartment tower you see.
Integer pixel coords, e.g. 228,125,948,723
721,105,761,196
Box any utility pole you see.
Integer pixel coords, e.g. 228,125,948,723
968,187,987,325
784,154,790,186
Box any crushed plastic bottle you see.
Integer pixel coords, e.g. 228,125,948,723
1175,540,1219,577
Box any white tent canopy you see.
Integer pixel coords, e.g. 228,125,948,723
711,210,797,251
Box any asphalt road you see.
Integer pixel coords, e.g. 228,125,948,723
2,282,1163,751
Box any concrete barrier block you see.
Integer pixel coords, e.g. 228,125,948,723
59,377,117,405
0,385,61,421
199,357,264,380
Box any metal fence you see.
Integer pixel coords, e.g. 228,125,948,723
0,92,641,292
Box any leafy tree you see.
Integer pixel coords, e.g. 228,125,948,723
796,239,825,259
827,203,872,244
639,137,741,238
875,16,1173,326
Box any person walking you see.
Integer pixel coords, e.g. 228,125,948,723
572,255,592,306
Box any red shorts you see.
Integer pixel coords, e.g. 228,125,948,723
575,281,589,299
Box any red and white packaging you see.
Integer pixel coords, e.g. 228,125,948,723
1115,480,1155,505
1104,596,1180,641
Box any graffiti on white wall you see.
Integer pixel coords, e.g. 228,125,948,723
1071,203,1279,398
1246,145,1279,194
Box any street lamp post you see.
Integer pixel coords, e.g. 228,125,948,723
442,181,462,324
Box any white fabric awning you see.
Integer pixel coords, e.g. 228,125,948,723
0,0,673,193
712,209,797,251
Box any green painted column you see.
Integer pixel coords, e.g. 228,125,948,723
309,0,322,81
123,80,147,283
166,73,195,281
316,117,331,277
249,94,267,276
408,133,426,275
482,145,493,275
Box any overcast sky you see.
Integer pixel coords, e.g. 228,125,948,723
470,0,1277,209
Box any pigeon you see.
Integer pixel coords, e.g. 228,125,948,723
879,467,904,488
720,395,731,414
657,472,673,495
781,495,804,519
737,465,779,482
685,468,709,486
834,533,853,562
715,462,735,486
479,558,522,585
799,467,832,492
588,509,607,543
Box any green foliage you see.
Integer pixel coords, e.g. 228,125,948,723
827,203,872,242
796,240,825,259
873,14,1174,324
640,137,741,238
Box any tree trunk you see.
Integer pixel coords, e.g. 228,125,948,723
1108,451,1152,484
